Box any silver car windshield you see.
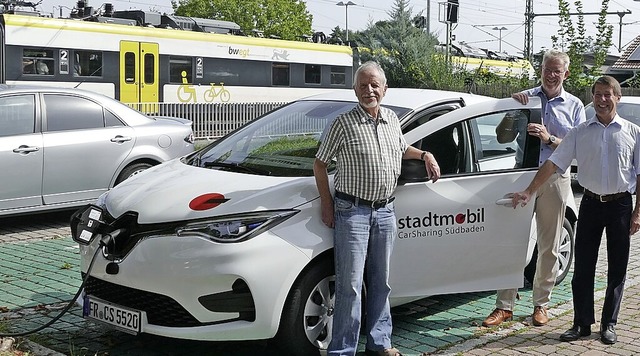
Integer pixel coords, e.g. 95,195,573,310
193,100,409,177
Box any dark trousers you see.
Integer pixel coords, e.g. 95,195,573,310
572,194,632,327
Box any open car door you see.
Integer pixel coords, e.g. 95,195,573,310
389,97,542,302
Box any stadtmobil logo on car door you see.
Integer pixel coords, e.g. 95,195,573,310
397,208,486,239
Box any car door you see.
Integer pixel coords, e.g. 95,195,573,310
41,93,135,205
389,97,542,300
0,94,43,211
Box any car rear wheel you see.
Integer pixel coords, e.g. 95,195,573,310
115,162,152,185
275,258,334,356
524,217,574,285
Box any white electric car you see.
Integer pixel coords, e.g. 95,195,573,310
71,88,577,355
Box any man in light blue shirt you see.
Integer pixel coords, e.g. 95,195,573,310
485,49,586,328
510,76,640,345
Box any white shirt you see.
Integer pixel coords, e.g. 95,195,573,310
549,114,640,195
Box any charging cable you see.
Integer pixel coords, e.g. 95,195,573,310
0,236,105,337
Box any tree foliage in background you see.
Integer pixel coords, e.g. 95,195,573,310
327,26,359,45
550,0,612,95
592,0,614,76
353,0,531,93
356,0,439,88
171,0,312,40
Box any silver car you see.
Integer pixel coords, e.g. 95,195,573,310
0,85,194,216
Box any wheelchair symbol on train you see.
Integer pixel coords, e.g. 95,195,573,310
177,71,197,102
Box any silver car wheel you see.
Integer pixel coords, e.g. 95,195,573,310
524,218,574,285
303,275,335,349
556,222,573,278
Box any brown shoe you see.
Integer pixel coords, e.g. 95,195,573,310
482,308,513,327
532,306,548,326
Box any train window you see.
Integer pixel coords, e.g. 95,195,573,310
331,66,346,85
170,57,191,83
44,95,104,131
305,64,321,84
74,51,102,77
144,53,155,84
22,49,54,76
0,95,35,137
272,63,289,86
124,52,136,84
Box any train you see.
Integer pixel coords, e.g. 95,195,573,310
0,0,355,104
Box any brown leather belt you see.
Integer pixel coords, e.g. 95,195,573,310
583,189,630,203
335,191,395,209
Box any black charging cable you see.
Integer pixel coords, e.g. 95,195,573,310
0,235,107,337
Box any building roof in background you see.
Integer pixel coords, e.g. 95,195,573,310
612,36,640,70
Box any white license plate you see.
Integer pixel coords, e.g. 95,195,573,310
83,296,142,334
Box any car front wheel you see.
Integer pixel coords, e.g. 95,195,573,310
524,217,574,285
275,258,334,356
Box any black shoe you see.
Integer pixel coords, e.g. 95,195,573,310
559,325,591,342
601,324,617,344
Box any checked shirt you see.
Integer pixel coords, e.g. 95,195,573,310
316,104,407,202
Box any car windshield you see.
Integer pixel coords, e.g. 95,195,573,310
192,100,410,177
586,101,640,126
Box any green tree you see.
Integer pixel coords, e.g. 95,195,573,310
550,0,612,94
592,0,613,77
171,0,313,40
328,26,359,45
357,0,438,88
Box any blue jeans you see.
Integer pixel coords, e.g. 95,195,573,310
328,197,395,356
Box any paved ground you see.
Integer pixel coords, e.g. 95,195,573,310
1,193,639,355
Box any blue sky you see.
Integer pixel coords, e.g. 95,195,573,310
35,0,640,56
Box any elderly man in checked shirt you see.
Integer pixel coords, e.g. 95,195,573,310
313,61,440,356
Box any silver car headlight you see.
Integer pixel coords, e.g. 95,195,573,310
175,210,299,243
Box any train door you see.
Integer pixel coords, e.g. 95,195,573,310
119,41,159,104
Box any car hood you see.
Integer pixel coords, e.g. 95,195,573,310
103,159,319,224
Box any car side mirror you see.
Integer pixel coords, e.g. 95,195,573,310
399,159,428,183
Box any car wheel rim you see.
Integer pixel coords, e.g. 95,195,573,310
128,169,146,178
557,228,572,276
303,275,335,349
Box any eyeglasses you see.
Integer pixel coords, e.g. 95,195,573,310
542,68,565,76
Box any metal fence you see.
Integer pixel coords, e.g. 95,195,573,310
130,102,288,140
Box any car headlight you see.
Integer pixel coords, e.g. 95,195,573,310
175,210,299,243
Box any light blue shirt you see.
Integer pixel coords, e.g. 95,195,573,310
549,114,640,195
523,87,586,170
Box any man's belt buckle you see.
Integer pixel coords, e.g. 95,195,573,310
371,198,387,208
598,194,606,203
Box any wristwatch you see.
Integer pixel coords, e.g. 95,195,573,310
420,151,427,161
547,135,556,145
